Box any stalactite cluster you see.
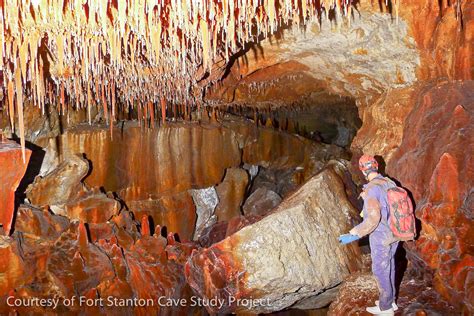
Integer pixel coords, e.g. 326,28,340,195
1,0,358,159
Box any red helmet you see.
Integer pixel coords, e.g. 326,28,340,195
359,154,379,173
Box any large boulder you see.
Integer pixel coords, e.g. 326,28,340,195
185,168,362,314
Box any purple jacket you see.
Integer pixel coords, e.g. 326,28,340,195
350,175,396,240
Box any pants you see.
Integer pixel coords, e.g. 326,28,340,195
370,233,399,311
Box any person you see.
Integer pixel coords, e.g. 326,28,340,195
338,155,399,315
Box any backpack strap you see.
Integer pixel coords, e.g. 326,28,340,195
366,177,398,237
368,177,397,191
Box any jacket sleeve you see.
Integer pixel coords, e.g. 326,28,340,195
350,189,381,238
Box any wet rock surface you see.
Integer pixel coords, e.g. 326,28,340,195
53,119,343,203
57,122,241,202
0,139,31,235
386,82,474,313
0,209,199,315
185,168,362,314
129,191,197,241
215,167,249,221
352,81,473,313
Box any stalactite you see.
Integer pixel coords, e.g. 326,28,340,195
138,102,143,127
7,78,15,130
149,101,155,128
161,97,167,124
111,79,116,121
14,64,26,163
0,0,362,154
394,0,400,25
60,83,65,116
101,83,108,125
87,84,92,125
109,111,114,140
144,100,149,127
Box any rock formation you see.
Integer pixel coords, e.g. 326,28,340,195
0,205,199,315
185,168,362,314
215,168,249,221
242,187,282,216
0,139,31,235
26,155,89,209
386,82,474,313
26,155,122,224
190,187,219,240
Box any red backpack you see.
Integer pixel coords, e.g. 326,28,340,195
384,179,416,241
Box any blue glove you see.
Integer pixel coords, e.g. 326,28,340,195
338,233,360,245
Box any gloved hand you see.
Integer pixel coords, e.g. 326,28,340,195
338,233,360,245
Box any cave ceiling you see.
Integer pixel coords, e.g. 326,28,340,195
0,0,420,159
205,10,419,108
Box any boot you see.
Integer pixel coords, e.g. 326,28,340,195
376,300,399,311
366,305,394,315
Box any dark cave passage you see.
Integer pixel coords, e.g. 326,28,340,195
222,92,361,148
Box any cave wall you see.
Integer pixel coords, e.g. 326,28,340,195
398,0,472,81
352,80,473,313
386,82,473,312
